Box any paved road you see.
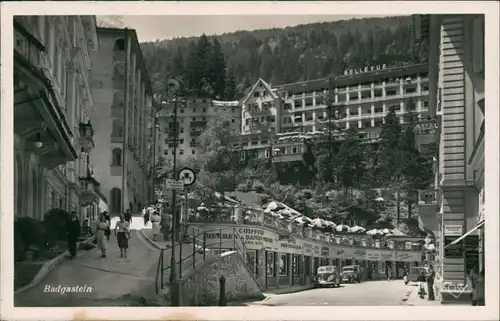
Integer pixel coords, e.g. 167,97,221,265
259,280,409,306
15,215,159,307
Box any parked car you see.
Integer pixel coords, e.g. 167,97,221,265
313,265,341,288
342,265,362,283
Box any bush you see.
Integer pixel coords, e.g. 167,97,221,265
43,208,70,241
14,217,45,251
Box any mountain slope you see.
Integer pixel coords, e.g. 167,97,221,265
140,15,427,98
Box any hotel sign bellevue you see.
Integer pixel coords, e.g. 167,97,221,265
344,64,388,76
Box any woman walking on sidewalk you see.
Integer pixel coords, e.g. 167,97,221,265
115,214,131,259
95,214,110,258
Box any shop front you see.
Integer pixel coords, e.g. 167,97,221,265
193,223,422,290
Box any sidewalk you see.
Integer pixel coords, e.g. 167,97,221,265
264,284,314,295
401,283,442,306
14,229,159,307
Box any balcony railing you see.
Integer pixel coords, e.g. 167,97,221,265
188,207,423,252
418,189,437,205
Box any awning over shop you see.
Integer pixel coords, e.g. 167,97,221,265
443,219,485,249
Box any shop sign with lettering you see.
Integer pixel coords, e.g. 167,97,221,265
344,64,387,76
203,226,278,251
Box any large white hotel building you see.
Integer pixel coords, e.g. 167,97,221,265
238,63,430,164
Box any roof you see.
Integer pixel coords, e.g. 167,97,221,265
241,78,280,104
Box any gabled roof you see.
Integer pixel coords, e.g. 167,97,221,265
241,78,280,104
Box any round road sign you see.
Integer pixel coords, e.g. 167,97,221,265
178,167,196,186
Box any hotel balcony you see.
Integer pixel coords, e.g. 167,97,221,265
272,153,305,164
79,121,95,153
13,20,78,168
247,108,272,116
418,189,437,205
79,168,103,207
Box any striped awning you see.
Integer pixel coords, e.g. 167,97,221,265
443,219,485,249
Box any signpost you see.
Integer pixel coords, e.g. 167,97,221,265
177,168,196,239
166,179,184,191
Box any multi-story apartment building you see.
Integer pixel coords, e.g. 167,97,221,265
13,16,107,221
157,98,241,164
238,64,430,184
90,27,156,214
414,14,485,303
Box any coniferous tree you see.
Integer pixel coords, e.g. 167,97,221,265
224,66,237,100
207,38,227,99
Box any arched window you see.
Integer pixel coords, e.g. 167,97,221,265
111,120,124,137
114,38,125,51
112,148,122,166
110,188,122,214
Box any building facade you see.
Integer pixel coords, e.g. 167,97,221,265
414,14,485,303
90,27,156,215
13,16,107,221
157,98,241,164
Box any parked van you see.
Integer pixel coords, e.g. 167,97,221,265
313,265,341,288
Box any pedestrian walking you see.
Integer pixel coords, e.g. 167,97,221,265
143,206,151,226
387,267,393,281
95,214,110,258
426,264,436,300
161,211,172,242
102,211,111,241
151,210,162,242
66,211,80,259
115,214,131,259
469,267,485,306
418,270,426,298
124,209,132,225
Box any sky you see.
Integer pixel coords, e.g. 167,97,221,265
97,15,387,42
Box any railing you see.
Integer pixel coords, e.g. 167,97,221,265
189,209,424,253
155,226,259,294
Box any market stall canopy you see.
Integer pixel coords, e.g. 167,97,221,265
366,229,383,235
336,224,351,232
350,225,366,233
325,220,337,228
312,218,327,227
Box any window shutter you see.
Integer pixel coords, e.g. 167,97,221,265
472,17,484,74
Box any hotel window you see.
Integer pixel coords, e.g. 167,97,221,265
405,87,417,94
420,72,428,79
284,103,292,110
179,149,184,155
349,94,358,101
231,107,235,113
386,90,397,96
180,109,184,113
297,144,303,153
266,251,275,276
294,100,302,108
192,108,196,112
361,91,371,100
422,85,429,92
423,100,429,108
254,91,260,97
240,151,246,161
163,149,168,155
192,150,196,155
264,149,270,159
364,121,371,128
374,105,383,113
389,104,400,112
305,98,313,107
279,253,289,276
374,89,382,98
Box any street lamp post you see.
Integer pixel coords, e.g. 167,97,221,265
165,79,181,306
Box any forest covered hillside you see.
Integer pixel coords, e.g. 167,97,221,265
140,15,428,99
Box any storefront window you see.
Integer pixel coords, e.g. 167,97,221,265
266,251,275,277
279,253,289,276
246,250,257,275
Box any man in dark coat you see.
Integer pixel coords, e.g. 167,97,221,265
124,209,132,224
66,211,81,259
426,265,436,300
